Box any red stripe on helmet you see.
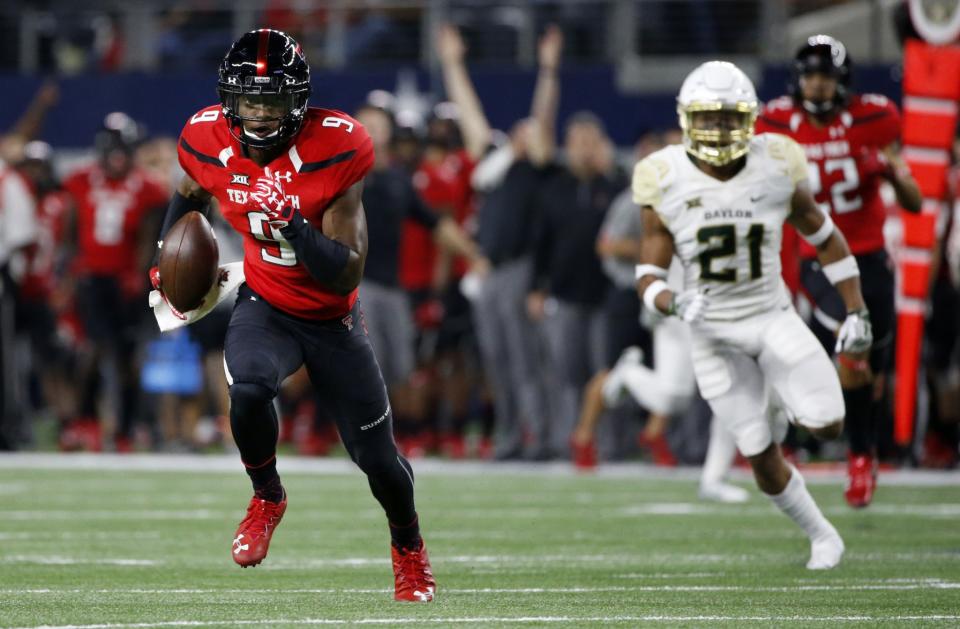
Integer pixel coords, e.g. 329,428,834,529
256,29,269,76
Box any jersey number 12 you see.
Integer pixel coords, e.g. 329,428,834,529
808,158,861,214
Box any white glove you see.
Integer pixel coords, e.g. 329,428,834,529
835,309,873,354
150,262,245,332
671,289,709,323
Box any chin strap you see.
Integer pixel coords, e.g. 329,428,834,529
802,99,835,115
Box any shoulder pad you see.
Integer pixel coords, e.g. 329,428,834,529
758,133,808,184
178,105,231,170
289,108,374,190
849,93,897,116
632,150,674,209
762,96,797,116
848,94,900,146
293,109,370,162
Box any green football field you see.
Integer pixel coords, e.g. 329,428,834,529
0,455,958,628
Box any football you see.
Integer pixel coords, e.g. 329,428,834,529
158,211,219,313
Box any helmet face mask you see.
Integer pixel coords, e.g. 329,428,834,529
677,62,758,167
218,29,311,150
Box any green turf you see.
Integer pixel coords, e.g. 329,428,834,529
0,464,958,628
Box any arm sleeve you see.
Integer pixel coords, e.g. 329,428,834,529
278,210,351,285
158,192,207,241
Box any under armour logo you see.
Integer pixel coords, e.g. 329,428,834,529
233,534,249,554
273,170,293,183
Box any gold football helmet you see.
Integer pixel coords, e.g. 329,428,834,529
677,61,758,166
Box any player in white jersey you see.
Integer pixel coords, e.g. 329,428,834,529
633,61,873,570
600,258,751,503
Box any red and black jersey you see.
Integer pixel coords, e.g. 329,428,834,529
400,149,476,290
19,189,71,302
63,165,168,278
756,93,901,258
177,105,374,320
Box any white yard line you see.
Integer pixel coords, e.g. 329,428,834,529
6,503,960,523
2,556,159,566
4,580,959,595
1,510,222,520
1,453,958,485
9,614,960,628
4,551,958,569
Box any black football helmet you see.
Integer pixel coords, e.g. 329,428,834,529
791,35,852,115
217,29,311,149
94,111,142,157
94,112,143,178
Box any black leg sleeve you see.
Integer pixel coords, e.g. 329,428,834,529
843,384,875,455
229,382,280,471
342,409,417,527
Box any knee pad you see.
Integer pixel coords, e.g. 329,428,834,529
229,382,275,420
735,415,774,458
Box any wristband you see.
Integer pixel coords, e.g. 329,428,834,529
800,213,835,247
635,264,669,281
822,256,860,284
643,279,670,313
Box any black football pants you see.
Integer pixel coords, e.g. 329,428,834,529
224,284,416,525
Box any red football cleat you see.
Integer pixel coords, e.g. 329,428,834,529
232,493,287,567
639,433,677,467
392,540,436,602
844,453,877,509
571,438,597,470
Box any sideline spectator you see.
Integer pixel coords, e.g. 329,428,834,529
527,111,626,459
0,154,38,449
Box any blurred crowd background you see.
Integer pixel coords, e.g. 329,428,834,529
0,0,957,470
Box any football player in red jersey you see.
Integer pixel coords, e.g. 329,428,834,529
63,112,168,452
16,141,78,447
755,35,922,508
151,29,435,601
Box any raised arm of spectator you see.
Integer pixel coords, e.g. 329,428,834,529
435,23,492,161
528,25,562,167
9,81,59,143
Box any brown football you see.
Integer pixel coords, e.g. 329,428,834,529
158,211,219,313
